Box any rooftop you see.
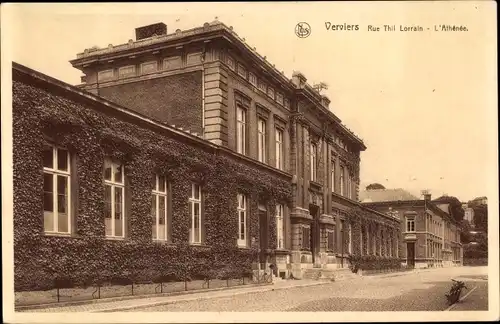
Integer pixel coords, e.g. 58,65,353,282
359,188,419,203
71,20,365,148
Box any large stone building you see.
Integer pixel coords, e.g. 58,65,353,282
13,20,401,291
362,192,463,268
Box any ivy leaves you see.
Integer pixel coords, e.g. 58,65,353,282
13,81,292,291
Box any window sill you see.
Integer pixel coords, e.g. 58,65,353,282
43,232,72,238
105,236,126,241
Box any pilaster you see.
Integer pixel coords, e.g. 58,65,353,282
203,63,228,145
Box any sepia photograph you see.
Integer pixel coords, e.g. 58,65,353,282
1,2,498,323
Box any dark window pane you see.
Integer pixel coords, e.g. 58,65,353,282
151,195,156,218
158,176,166,192
194,202,200,217
57,194,67,214
43,145,53,168
57,175,68,196
43,193,53,212
104,185,111,219
104,161,112,181
43,173,54,212
57,149,68,171
114,164,123,183
115,187,123,219
159,196,166,225
44,173,53,192
193,184,200,200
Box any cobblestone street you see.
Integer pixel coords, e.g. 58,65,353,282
17,266,488,313
125,267,488,312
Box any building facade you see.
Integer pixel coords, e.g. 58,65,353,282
13,21,401,291
70,21,401,278
363,194,463,269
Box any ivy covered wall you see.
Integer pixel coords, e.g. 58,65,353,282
12,73,292,292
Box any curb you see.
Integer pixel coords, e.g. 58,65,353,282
94,281,330,312
16,282,272,312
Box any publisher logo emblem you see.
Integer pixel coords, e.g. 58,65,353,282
295,22,311,38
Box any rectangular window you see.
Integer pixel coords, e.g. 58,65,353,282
104,159,125,238
284,98,290,109
119,65,136,78
237,64,247,78
258,80,266,93
276,204,285,249
302,226,311,250
237,194,247,247
347,172,352,199
267,87,275,100
275,128,284,170
141,61,157,74
97,69,114,82
227,56,235,71
163,56,182,70
310,143,317,181
249,72,257,86
327,230,335,251
236,106,247,155
331,160,336,193
257,118,267,163
152,175,168,241
43,144,71,234
406,218,415,232
276,93,284,105
340,166,345,196
189,183,202,244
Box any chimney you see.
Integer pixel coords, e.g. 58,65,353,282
135,23,167,41
291,71,307,89
424,193,432,201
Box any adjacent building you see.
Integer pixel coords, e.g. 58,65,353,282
462,202,475,226
13,20,401,290
362,192,463,268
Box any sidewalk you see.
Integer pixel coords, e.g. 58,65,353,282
18,279,329,313
449,281,489,311
17,267,451,313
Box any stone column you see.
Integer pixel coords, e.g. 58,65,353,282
296,123,303,207
303,126,309,208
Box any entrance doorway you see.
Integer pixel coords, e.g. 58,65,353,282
258,205,268,269
406,242,415,268
309,204,320,267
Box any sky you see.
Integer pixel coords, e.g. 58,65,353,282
3,2,497,203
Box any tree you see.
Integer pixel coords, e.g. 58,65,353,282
366,183,386,190
468,201,488,233
432,195,465,222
